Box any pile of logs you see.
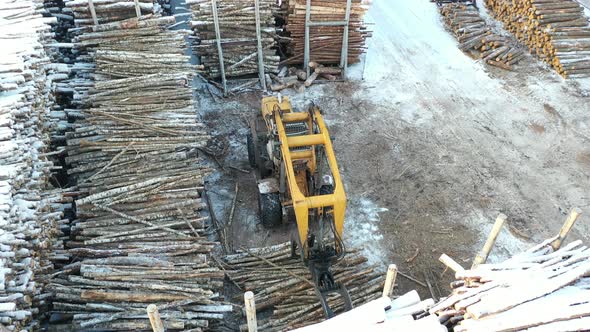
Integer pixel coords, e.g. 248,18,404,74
283,0,371,65
64,0,156,26
221,242,384,331
484,0,590,78
266,62,342,92
432,235,590,331
439,3,525,70
429,209,589,331
292,291,445,331
188,0,280,79
0,1,69,330
45,12,229,331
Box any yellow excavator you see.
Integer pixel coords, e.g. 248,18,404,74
247,96,352,318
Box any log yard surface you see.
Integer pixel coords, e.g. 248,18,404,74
2,0,590,331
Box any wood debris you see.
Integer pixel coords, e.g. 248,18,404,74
485,0,590,78
221,242,384,331
439,4,526,70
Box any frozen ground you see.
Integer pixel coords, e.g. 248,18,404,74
201,0,590,297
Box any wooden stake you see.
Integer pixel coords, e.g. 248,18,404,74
472,213,507,269
439,254,465,273
254,0,267,92
88,0,98,26
210,0,227,96
304,0,311,77
382,264,398,298
551,208,583,251
134,0,142,18
340,0,352,78
244,291,258,332
146,304,165,332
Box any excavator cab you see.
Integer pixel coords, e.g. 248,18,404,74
247,96,352,318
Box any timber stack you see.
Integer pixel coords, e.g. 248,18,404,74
431,235,590,331
64,0,156,26
0,1,68,330
44,4,229,331
292,291,446,331
484,0,590,78
220,243,384,331
439,4,525,70
283,0,371,66
188,0,280,79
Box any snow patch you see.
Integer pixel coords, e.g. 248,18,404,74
464,212,530,263
345,197,388,267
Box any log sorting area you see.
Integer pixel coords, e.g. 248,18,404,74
2,0,590,331
0,0,378,331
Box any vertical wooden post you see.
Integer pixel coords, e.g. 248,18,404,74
551,208,583,251
88,0,98,26
382,264,398,298
340,0,352,79
254,0,267,92
146,304,165,332
303,0,312,77
211,0,227,96
472,213,507,269
244,291,257,332
134,0,142,18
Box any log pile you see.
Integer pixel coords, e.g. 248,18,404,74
431,237,590,331
284,0,371,65
188,0,280,79
46,13,229,331
64,0,156,27
292,291,445,331
266,62,342,92
221,243,384,331
484,0,590,78
439,4,526,70
0,1,68,330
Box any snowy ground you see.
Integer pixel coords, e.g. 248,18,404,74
201,0,590,297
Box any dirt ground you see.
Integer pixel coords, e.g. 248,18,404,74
198,0,590,300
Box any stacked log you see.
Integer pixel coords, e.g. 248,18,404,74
484,0,590,78
431,236,590,331
292,291,445,331
266,62,342,92
64,0,156,27
0,1,68,330
284,0,371,65
188,0,280,79
221,243,384,331
46,14,229,331
439,4,526,70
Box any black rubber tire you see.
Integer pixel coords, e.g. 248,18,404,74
246,132,256,168
259,192,282,228
319,184,334,195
